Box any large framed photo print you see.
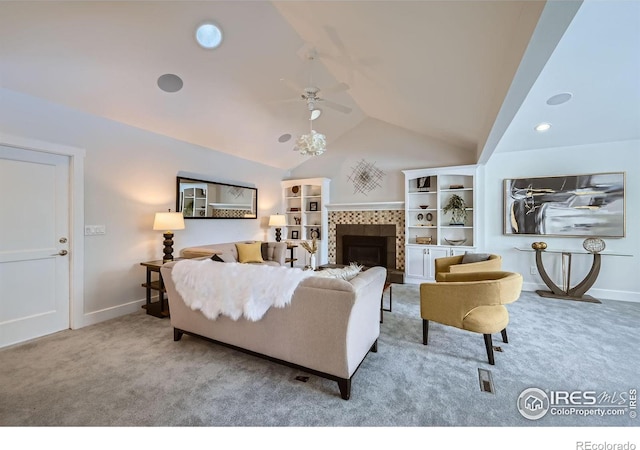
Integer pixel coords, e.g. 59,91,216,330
504,172,625,237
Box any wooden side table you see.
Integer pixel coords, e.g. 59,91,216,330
140,259,179,318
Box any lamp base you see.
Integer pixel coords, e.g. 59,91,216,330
162,232,175,263
275,228,282,242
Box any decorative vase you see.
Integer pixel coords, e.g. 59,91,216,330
310,254,317,270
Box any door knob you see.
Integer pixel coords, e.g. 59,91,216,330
59,237,68,243
58,250,68,256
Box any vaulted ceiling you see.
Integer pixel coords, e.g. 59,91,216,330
1,1,638,170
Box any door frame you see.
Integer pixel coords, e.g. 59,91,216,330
0,133,85,330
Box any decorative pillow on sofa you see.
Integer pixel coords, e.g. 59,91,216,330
314,263,364,281
461,252,491,264
236,242,264,263
261,242,270,261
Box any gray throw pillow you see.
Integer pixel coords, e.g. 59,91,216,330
461,252,491,264
261,242,269,261
210,254,225,263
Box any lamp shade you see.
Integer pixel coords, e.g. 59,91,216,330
153,212,185,232
268,214,287,227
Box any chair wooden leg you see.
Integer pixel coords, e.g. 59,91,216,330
501,328,508,344
422,319,429,345
484,334,495,365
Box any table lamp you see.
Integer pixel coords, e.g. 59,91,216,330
153,210,185,262
268,214,287,242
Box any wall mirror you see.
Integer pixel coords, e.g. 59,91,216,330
176,176,257,219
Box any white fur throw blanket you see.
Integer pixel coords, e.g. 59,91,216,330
171,259,314,321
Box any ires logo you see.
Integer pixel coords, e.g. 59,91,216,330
517,388,637,420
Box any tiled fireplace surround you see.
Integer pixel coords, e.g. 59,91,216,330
328,210,405,271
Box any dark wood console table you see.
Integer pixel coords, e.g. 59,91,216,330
517,247,631,303
286,243,298,267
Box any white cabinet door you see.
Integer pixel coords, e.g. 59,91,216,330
406,246,448,281
406,246,426,278
426,247,449,279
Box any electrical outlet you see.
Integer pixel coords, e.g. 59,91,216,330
530,265,538,275
85,225,106,235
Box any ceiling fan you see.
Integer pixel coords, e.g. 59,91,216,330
278,48,352,119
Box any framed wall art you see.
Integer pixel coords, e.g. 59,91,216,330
503,172,625,237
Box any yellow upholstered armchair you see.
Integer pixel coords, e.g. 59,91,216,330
434,253,502,282
420,271,523,365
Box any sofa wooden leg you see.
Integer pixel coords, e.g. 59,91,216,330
338,378,351,400
174,328,184,342
501,328,508,344
422,319,429,345
371,340,378,353
484,334,495,365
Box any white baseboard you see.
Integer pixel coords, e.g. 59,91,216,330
76,298,146,329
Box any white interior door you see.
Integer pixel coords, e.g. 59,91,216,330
0,145,70,348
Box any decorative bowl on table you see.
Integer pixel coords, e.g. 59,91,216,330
419,205,429,209
444,238,467,246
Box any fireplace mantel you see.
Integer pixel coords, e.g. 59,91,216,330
325,201,404,211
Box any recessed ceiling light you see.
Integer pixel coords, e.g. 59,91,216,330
157,74,183,93
534,122,552,132
196,23,223,49
546,92,573,106
278,133,292,143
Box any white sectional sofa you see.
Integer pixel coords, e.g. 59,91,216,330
181,240,287,266
161,261,387,400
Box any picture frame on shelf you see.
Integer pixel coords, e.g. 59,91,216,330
310,228,321,239
417,177,431,191
291,230,299,239
309,201,318,211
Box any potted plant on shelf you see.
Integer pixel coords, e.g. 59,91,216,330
442,194,467,225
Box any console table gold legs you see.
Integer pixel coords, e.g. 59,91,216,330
534,249,602,303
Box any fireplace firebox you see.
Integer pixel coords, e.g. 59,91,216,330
342,235,387,267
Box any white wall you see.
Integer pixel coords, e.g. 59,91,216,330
0,89,287,324
483,140,640,302
288,118,473,204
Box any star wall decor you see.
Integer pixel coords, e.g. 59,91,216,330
347,159,385,195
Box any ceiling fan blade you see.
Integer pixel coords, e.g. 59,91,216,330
319,99,352,114
324,26,348,55
280,78,304,94
321,82,350,95
271,96,301,104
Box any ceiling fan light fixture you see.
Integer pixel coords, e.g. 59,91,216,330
195,23,223,49
310,109,322,121
294,130,326,156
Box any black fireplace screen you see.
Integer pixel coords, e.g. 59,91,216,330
342,235,387,267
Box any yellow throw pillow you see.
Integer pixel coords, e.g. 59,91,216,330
235,242,264,264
